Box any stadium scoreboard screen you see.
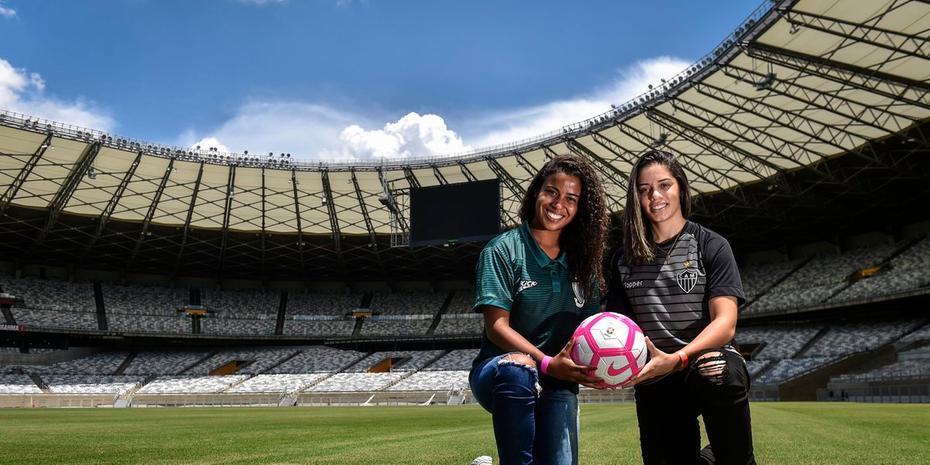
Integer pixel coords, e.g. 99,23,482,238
409,179,501,246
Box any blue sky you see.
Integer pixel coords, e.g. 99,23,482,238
0,0,759,161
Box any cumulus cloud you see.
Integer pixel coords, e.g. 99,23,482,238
180,56,689,162
0,57,114,131
0,1,16,18
464,56,690,148
190,137,229,154
332,112,470,160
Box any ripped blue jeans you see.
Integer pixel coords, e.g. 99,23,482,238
469,353,579,465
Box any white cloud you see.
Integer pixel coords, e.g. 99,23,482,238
180,56,690,162
190,137,229,154
0,1,16,18
0,57,114,131
464,56,690,148
333,112,470,160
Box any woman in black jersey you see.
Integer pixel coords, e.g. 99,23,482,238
606,151,756,465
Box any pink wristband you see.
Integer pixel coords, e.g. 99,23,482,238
540,355,553,375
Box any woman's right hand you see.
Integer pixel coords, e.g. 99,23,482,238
545,337,603,388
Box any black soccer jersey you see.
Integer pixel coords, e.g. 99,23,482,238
606,221,745,353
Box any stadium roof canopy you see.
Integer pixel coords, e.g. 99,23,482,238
1,0,929,282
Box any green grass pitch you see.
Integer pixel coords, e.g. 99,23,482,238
1,402,927,465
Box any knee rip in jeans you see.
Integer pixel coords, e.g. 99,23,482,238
498,353,537,370
694,351,728,385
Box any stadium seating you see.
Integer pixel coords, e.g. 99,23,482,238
185,348,298,375
368,291,445,315
0,276,96,313
137,375,248,394
123,351,214,376
283,319,355,337
756,357,840,384
387,370,469,391
745,244,896,314
108,314,190,334
739,260,803,301
201,317,276,336
802,320,919,357
201,288,278,318
348,350,445,372
227,374,329,393
444,291,474,314
829,237,930,304
426,349,478,370
0,374,42,394
268,346,366,373
433,314,483,336
44,375,144,395
287,292,361,316
103,283,187,316
304,372,406,392
359,317,433,337
736,326,822,360
12,352,129,375
12,308,99,331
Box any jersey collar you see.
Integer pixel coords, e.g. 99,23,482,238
520,223,568,268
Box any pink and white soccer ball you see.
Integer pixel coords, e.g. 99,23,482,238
570,312,647,389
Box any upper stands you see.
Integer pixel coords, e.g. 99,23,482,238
369,292,445,315
201,288,277,318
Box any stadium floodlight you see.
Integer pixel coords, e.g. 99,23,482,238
651,133,669,148
754,72,776,91
86,166,97,180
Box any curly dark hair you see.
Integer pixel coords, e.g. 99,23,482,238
518,154,609,298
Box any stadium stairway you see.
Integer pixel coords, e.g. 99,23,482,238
27,373,49,392
114,352,137,375
263,350,303,373
179,352,218,374
352,317,364,337
115,375,157,408
380,350,451,391
1,306,15,325
295,352,374,392
745,257,812,310
426,291,456,336
93,282,107,331
274,292,287,336
794,327,829,358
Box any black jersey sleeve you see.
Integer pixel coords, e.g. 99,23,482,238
703,233,746,307
604,248,634,317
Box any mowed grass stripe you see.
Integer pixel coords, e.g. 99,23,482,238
0,403,927,465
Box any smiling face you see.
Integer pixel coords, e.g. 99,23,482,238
530,171,582,233
637,163,683,227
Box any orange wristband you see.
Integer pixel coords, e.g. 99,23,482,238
676,350,689,370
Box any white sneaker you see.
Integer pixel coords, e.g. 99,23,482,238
470,456,492,465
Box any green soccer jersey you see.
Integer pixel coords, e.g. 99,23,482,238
472,223,600,392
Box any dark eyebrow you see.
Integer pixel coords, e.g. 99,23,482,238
637,177,674,187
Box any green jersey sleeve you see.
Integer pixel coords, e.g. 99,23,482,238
474,245,516,312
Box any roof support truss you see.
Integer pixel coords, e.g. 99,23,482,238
172,162,205,274
780,7,930,63
484,157,522,226
217,165,237,272
350,169,378,246
745,43,930,110
80,150,144,259
563,138,627,205
0,133,52,217
128,158,176,268
35,141,102,245
291,169,307,275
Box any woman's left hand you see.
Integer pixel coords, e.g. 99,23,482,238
624,337,680,387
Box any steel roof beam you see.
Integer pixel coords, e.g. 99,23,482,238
217,165,237,273
513,152,538,178
402,166,421,189
171,162,205,274
291,169,307,275
746,43,930,110
430,164,448,185
484,157,522,227
693,80,882,165
457,161,477,182
321,169,343,256
646,108,784,179
260,167,267,275
614,123,746,203
350,169,378,247
35,141,102,246
722,63,918,132
563,138,628,204
124,158,176,269
780,8,930,62
1,133,53,217
80,151,144,260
